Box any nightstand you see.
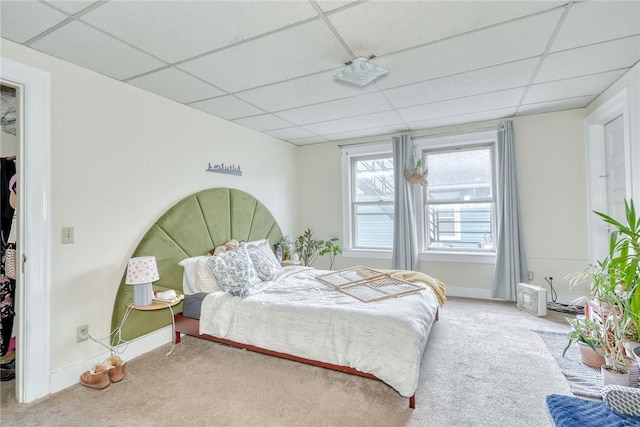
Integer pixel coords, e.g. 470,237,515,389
127,292,184,355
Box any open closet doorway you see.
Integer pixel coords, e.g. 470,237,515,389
586,88,632,264
1,83,18,383
0,56,51,404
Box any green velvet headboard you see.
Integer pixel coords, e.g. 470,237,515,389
110,187,283,344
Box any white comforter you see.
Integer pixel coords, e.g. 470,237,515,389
199,266,439,397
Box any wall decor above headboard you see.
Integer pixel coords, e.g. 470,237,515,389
110,187,283,344
206,162,242,176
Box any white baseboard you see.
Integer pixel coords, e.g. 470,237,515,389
50,326,175,393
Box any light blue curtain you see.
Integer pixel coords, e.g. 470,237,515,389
392,134,418,271
492,120,528,301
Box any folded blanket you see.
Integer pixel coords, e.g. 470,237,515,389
381,269,447,306
546,394,640,427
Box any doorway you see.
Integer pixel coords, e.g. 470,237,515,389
0,56,51,404
586,88,632,264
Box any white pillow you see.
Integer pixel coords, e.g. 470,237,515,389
194,257,221,293
246,239,280,266
207,246,261,296
178,256,207,295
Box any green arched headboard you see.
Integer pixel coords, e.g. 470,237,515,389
111,187,283,344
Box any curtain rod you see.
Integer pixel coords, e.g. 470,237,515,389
337,124,499,148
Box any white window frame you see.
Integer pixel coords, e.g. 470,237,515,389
341,142,393,258
415,131,497,263
341,131,498,264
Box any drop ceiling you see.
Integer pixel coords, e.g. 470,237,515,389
1,0,639,145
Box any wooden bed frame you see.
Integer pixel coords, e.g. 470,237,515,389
174,309,440,409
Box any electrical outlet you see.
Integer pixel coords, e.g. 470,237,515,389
528,271,534,281
76,324,89,343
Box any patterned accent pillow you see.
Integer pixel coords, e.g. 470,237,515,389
244,243,283,281
602,385,640,417
207,246,261,296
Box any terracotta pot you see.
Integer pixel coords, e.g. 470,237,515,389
601,364,630,387
577,341,605,368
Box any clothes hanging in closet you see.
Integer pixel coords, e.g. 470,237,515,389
0,157,16,356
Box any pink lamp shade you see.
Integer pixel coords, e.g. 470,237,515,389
126,256,159,306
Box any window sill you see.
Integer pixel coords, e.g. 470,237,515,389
342,248,496,264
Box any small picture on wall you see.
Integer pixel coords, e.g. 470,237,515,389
1,85,17,136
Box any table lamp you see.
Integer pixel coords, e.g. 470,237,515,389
125,256,159,307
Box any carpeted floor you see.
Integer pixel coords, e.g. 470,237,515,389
0,297,573,426
536,330,602,399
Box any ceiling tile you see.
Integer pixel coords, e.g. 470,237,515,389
517,95,595,115
524,69,627,105
30,21,166,80
45,1,100,15
384,58,539,109
189,96,264,120
397,88,525,123
374,9,563,89
275,92,393,125
178,20,350,93
80,1,319,63
535,35,640,83
316,1,360,13
328,1,564,57
322,124,410,142
127,68,225,104
407,107,517,131
235,70,378,111
0,1,68,43
265,127,315,140
550,0,640,52
288,135,331,145
302,111,404,135
232,114,294,132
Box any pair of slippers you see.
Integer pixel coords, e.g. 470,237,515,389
79,355,126,389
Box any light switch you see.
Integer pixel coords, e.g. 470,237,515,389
62,227,74,244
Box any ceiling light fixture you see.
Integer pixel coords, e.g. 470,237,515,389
334,55,389,87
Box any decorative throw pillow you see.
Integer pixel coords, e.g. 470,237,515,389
178,256,208,295
244,243,282,281
602,384,640,417
246,239,280,266
207,246,261,296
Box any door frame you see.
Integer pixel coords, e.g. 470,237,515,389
585,87,631,263
1,57,52,403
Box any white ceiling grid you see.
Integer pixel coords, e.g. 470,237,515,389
1,0,639,145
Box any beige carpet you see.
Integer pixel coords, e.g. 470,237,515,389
0,297,572,426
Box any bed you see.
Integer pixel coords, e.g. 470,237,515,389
110,187,445,408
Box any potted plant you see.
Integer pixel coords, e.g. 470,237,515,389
294,228,342,268
565,199,640,386
562,316,605,369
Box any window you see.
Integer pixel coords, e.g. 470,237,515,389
350,153,394,248
422,145,495,251
342,131,497,260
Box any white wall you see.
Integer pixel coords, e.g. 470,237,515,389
299,109,591,301
0,39,298,373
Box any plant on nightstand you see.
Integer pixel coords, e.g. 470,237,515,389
294,228,341,269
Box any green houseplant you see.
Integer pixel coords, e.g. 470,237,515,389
294,228,341,268
562,316,605,368
566,200,640,383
